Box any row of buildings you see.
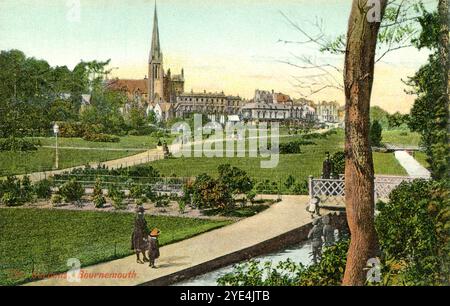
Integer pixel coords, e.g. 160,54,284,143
106,4,344,126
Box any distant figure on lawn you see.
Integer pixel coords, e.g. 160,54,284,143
322,152,333,179
148,228,161,268
131,206,150,264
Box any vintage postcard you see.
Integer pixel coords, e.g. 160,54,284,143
0,0,448,295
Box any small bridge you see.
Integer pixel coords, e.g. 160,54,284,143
384,143,422,152
308,174,430,207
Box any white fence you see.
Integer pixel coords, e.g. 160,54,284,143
308,175,429,206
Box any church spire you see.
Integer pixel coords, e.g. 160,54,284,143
150,1,161,62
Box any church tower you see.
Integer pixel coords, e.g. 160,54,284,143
148,3,164,104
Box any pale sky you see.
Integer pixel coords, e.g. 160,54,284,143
0,0,437,113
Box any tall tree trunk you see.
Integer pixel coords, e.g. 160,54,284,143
438,0,449,179
343,0,387,286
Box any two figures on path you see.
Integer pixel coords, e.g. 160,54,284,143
307,215,335,264
131,206,160,268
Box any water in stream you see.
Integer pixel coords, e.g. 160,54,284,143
175,241,313,286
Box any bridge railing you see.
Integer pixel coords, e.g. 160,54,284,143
308,175,430,206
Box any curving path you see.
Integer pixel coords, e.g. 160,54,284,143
26,195,313,286
14,148,164,183
394,151,431,178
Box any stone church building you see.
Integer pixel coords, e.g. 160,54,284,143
107,4,184,121
107,4,242,122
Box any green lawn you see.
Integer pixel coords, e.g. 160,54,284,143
0,208,231,286
34,135,161,149
414,152,429,168
0,135,169,176
382,130,421,147
151,129,407,186
0,148,139,177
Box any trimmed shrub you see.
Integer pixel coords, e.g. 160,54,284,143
108,185,126,210
59,179,84,203
83,132,120,143
21,176,33,202
292,180,309,195
1,192,21,207
92,179,106,208
0,137,40,152
33,179,52,199
155,195,170,208
178,199,186,214
51,194,63,206
58,122,86,138
246,190,257,204
0,176,27,206
284,175,296,189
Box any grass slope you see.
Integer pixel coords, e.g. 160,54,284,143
0,148,138,177
151,130,407,184
0,208,231,285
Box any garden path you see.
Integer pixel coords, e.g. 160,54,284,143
26,195,313,286
394,150,431,178
15,147,164,182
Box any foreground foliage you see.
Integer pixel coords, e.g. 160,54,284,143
376,179,450,285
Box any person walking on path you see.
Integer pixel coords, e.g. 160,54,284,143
131,206,150,264
148,228,161,268
308,218,323,264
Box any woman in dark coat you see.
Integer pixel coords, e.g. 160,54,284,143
131,206,150,264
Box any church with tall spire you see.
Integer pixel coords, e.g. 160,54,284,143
147,2,185,117
107,1,244,123
108,2,185,121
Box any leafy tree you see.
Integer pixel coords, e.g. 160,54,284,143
189,173,233,210
218,164,253,195
80,88,127,135
370,120,383,147
408,1,449,180
342,0,388,285
0,49,116,137
370,106,390,129
387,112,409,129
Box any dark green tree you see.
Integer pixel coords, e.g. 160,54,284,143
370,120,383,147
408,1,449,180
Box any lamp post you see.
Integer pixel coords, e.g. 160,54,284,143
53,123,59,170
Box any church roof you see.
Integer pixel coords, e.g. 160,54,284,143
107,79,148,94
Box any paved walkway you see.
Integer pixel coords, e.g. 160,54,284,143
26,195,312,286
394,150,431,178
17,148,164,182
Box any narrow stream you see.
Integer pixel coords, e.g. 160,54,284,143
174,241,313,286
